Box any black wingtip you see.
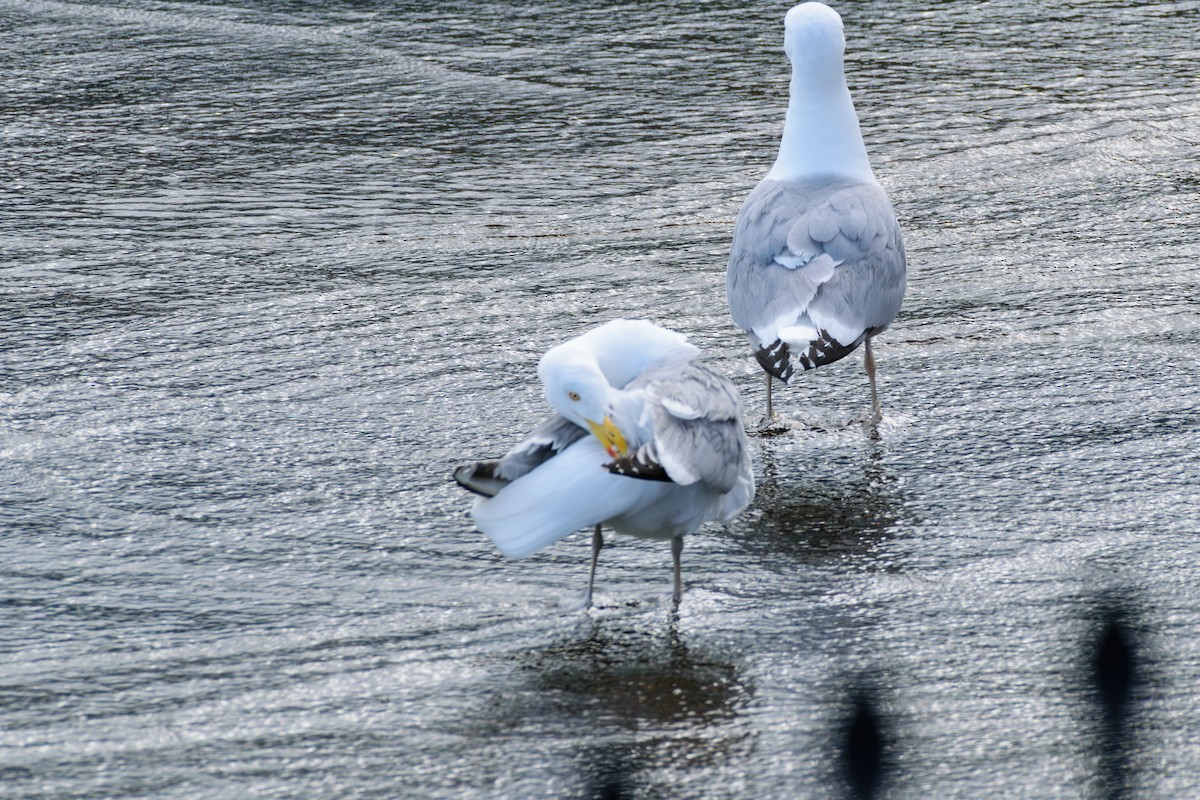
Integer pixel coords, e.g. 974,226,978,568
756,330,864,380
604,453,673,482
755,339,795,383
452,462,507,497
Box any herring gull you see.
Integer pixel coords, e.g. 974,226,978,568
726,2,907,428
454,319,754,607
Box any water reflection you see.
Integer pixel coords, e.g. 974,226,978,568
830,679,900,800
506,619,753,792
6,0,1200,796
577,740,638,800
735,440,910,567
529,621,749,729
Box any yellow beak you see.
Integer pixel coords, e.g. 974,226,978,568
586,416,629,459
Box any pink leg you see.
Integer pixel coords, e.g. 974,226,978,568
864,338,882,424
584,525,602,608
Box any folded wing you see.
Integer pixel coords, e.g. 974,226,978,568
616,360,754,517
471,436,666,559
453,414,587,497
727,177,906,379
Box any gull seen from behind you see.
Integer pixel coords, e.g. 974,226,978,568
726,2,907,430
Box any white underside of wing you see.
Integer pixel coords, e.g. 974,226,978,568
716,468,756,522
777,322,820,346
472,437,667,559
807,306,863,349
763,306,861,354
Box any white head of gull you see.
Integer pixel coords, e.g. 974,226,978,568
726,2,907,431
769,2,875,185
454,319,754,607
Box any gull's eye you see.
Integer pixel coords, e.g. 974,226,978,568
567,390,581,402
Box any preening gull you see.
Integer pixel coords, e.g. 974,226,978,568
726,2,906,427
454,319,754,607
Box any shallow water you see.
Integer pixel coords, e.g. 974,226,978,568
2,0,1199,797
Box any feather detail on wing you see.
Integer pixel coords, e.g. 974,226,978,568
471,437,666,559
629,360,752,496
453,414,586,497
605,443,673,482
727,177,906,379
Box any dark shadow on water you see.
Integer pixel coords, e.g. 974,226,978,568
496,619,754,795
578,740,638,800
1071,589,1156,800
733,440,913,568
827,678,901,800
527,620,750,730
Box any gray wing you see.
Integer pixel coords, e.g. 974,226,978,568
453,414,586,497
608,359,750,494
726,177,906,380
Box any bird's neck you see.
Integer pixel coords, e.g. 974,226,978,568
766,70,877,184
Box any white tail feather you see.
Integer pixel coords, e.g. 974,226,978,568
472,438,660,559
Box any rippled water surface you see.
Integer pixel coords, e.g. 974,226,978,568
3,1,1199,797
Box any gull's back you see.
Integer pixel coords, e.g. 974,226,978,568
726,175,906,380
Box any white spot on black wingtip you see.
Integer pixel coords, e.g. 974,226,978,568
604,454,673,482
758,329,862,379
755,339,795,383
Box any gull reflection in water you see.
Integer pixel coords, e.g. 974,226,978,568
734,440,911,567
523,620,753,795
